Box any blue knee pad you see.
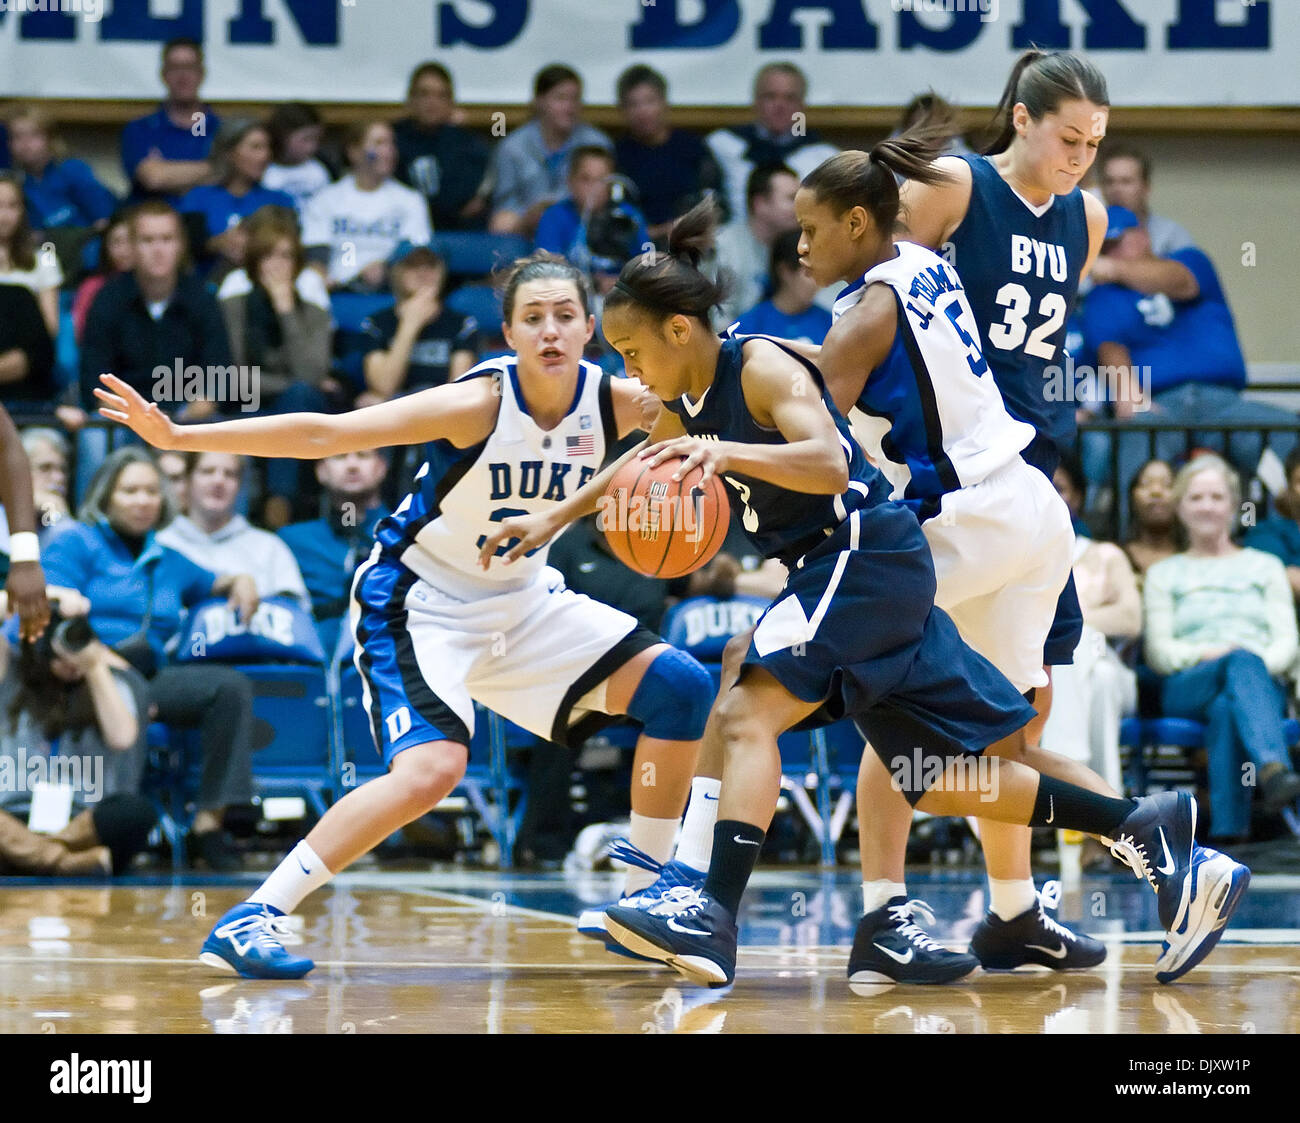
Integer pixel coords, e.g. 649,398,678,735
626,647,714,741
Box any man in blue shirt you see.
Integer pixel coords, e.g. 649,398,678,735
278,449,391,657
8,106,117,232
121,38,221,205
1080,207,1295,511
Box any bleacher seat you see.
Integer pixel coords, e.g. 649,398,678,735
241,663,335,819
447,284,503,331
432,232,530,279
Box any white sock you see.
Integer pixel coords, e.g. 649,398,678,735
863,879,907,915
625,812,680,894
673,777,721,873
989,877,1037,922
248,841,333,914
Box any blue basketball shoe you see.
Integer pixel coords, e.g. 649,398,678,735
848,897,980,985
970,879,1107,971
1105,790,1250,983
605,886,737,987
577,839,704,962
199,902,315,980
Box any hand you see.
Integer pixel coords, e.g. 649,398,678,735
258,255,297,313
47,586,91,617
639,437,732,484
52,635,106,675
6,561,50,642
95,373,180,449
627,378,660,432
55,404,87,432
477,509,564,569
1089,256,1118,285
226,574,260,623
398,286,439,330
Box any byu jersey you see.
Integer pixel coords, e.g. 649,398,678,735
947,154,1090,455
833,240,1035,521
662,336,890,566
374,356,616,594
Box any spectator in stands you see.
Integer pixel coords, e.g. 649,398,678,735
79,201,231,420
1244,444,1300,606
72,211,134,344
1123,458,1180,585
614,64,723,243
0,171,60,336
489,64,612,237
179,120,294,276
20,426,72,543
0,614,155,876
156,451,310,606
0,282,55,413
303,120,431,292
394,62,492,232
263,102,332,218
157,449,188,511
1099,145,1194,258
734,228,832,344
6,104,117,274
1040,455,1140,803
216,203,330,312
712,163,799,327
121,38,220,206
1082,206,1295,503
278,449,390,656
706,62,838,229
535,146,650,289
361,247,477,405
41,447,261,869
1144,454,1300,842
888,93,972,158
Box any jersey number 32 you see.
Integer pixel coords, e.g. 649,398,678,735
987,283,1066,361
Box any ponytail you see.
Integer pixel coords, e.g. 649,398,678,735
605,196,728,322
983,48,1109,156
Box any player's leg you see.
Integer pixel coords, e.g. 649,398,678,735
604,667,821,986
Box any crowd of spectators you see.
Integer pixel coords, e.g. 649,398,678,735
0,43,1297,870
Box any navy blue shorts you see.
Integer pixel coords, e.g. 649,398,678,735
741,505,1036,804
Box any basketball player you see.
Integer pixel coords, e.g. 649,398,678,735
95,253,715,979
478,200,1247,988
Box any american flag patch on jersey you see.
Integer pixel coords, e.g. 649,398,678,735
566,434,594,456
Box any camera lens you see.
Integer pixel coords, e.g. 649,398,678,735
53,616,95,655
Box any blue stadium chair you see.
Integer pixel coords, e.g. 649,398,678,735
329,291,391,336
240,663,335,820
447,284,503,331
432,232,530,279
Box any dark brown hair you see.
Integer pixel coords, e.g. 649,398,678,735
266,101,321,162
244,204,305,282
801,128,956,237
535,64,582,99
604,197,728,324
1100,143,1152,184
497,251,593,323
408,61,454,99
617,64,667,104
983,49,1109,156
0,172,36,272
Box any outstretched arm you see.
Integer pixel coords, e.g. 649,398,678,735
96,371,498,459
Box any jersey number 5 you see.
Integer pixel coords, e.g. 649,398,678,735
987,283,1066,360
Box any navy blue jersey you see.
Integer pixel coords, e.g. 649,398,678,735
662,336,890,565
947,155,1090,456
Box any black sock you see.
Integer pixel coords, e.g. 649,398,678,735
703,820,765,915
1029,775,1137,836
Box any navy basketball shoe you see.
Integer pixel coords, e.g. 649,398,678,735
1104,791,1250,983
604,886,737,987
848,897,980,985
576,840,705,962
970,880,1107,971
199,902,315,979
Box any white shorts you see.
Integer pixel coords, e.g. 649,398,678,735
922,459,1073,693
350,552,660,763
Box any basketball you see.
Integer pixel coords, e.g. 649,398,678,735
600,456,730,578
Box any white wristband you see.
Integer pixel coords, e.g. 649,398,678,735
8,532,40,564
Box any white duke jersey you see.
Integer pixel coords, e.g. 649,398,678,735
374,356,617,596
833,240,1035,522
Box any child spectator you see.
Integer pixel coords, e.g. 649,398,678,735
120,38,220,206
489,64,612,237
72,212,135,344
302,120,431,291
361,247,477,404
216,204,330,312
179,120,294,276
734,228,832,344
614,64,722,243
393,62,492,232
6,104,117,274
0,172,60,336
156,451,310,605
262,102,332,218
534,147,649,286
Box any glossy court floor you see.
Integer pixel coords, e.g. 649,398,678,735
2,869,1298,1034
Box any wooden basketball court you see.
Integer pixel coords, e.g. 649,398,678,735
2,869,1297,1034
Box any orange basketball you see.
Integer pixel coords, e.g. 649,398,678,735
600,456,730,579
